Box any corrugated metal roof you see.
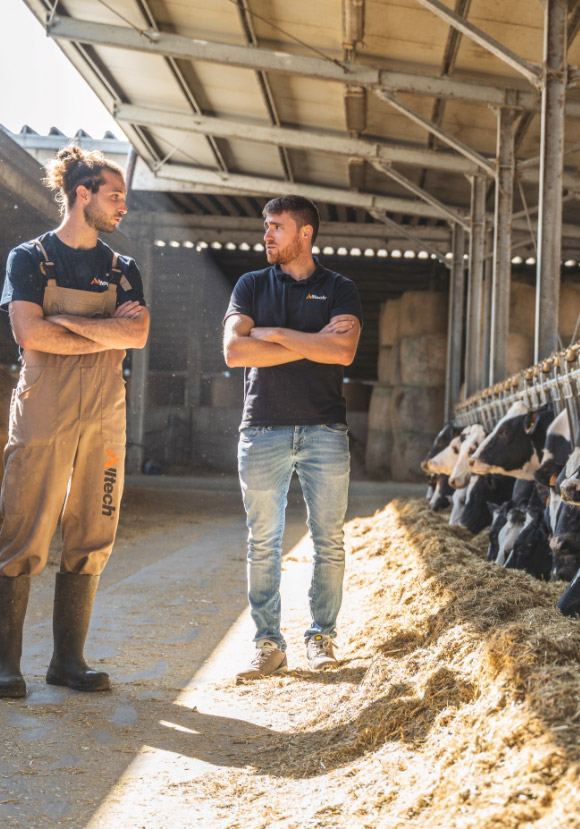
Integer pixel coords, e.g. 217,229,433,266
18,0,580,256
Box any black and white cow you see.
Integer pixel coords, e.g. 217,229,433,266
459,474,514,534
470,402,554,480
557,567,580,617
504,508,552,580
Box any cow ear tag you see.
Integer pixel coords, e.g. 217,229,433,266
549,473,559,487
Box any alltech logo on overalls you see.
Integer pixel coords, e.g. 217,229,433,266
102,449,120,517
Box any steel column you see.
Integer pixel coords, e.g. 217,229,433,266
490,108,516,383
445,224,466,419
482,230,494,387
465,175,487,397
535,0,568,361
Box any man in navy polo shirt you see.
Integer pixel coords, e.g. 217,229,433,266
223,195,362,680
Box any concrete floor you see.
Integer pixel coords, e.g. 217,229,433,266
0,477,423,828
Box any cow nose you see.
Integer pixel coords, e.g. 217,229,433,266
467,457,475,469
420,460,429,473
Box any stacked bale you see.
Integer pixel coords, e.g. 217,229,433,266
366,291,447,481
508,281,535,375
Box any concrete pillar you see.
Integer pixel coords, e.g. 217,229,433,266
125,225,153,473
465,175,486,397
490,107,516,383
535,0,567,361
444,224,466,420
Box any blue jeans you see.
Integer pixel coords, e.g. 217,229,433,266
238,424,350,651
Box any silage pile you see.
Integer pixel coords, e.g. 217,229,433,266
200,499,580,828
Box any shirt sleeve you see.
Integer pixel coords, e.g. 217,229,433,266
1,246,44,311
223,273,255,324
331,276,363,325
116,258,146,307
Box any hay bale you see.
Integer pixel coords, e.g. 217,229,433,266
507,332,534,376
377,345,401,386
367,385,393,432
391,386,445,433
365,428,392,478
378,299,400,347
510,281,535,337
398,291,447,339
390,430,434,481
559,281,580,344
399,334,447,388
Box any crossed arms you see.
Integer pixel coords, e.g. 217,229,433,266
223,313,361,368
9,300,150,355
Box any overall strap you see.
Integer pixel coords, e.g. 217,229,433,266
33,238,57,286
109,249,132,292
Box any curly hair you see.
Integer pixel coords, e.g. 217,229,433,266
43,144,125,214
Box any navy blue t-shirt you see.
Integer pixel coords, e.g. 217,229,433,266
1,231,145,311
224,261,363,428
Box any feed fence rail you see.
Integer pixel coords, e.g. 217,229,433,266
455,341,580,440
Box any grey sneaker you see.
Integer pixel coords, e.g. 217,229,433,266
236,640,287,682
306,634,337,670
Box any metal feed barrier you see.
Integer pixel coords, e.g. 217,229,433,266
455,341,580,442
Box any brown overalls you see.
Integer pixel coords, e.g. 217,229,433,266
0,240,127,577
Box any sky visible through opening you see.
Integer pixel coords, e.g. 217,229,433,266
3,0,123,139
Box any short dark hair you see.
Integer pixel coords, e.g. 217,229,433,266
262,195,320,243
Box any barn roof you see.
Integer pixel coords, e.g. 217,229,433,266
19,0,580,259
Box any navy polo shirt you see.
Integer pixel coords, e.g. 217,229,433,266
224,260,363,428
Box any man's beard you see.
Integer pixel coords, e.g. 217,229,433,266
265,236,302,265
84,203,118,233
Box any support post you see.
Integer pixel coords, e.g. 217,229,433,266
535,0,567,361
490,107,516,383
445,224,466,420
126,227,153,473
482,229,494,387
465,175,486,397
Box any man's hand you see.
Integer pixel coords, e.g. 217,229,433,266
321,315,357,335
114,300,145,319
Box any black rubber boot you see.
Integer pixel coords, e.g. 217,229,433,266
0,575,30,699
46,573,111,692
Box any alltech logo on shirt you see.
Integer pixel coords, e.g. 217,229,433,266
306,293,327,301
91,277,109,288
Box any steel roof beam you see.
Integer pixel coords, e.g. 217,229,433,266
415,0,542,88
115,103,480,174
371,160,470,228
132,158,468,221
46,15,580,116
369,209,450,265
376,90,496,176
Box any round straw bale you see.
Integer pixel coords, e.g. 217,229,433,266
559,281,580,344
398,291,447,339
377,345,401,386
399,334,447,387
391,386,445,433
378,299,400,347
507,332,534,376
510,281,535,336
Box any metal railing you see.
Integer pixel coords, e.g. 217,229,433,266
455,341,580,437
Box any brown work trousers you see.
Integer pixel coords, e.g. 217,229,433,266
0,281,126,576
